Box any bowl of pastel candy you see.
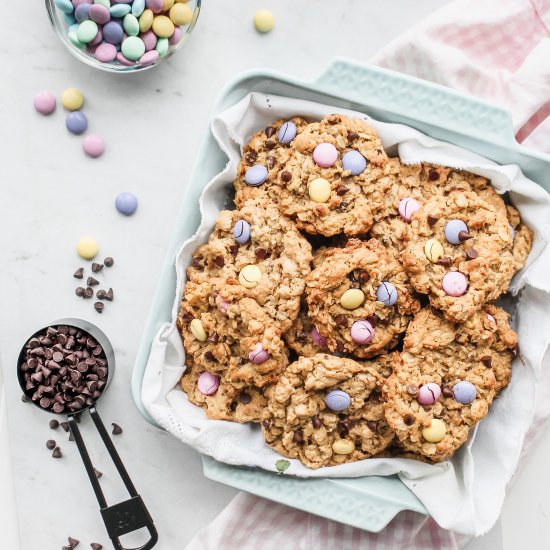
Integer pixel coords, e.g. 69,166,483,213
46,0,201,72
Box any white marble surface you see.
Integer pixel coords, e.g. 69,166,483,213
2,0,550,548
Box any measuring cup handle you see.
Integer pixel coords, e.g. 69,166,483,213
68,410,158,550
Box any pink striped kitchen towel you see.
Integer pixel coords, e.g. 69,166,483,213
185,1,550,548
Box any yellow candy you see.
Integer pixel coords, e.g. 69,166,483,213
190,319,207,342
422,419,447,443
424,238,444,263
308,178,331,203
169,3,193,25
174,0,189,2
139,9,154,32
152,15,175,38
340,288,365,310
332,439,355,455
162,0,174,9
239,265,262,288
253,9,275,33
61,88,84,111
76,237,99,260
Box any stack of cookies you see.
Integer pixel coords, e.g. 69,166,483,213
178,114,533,468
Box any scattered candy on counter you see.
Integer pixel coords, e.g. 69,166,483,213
325,390,351,411
253,9,275,33
53,0,194,67
115,191,138,216
77,236,99,260
34,91,57,115
61,87,85,111
66,111,88,134
83,134,106,158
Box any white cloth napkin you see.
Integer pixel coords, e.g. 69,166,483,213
142,90,550,536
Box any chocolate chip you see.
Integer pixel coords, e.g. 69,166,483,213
428,169,440,181
254,248,267,260
52,447,62,458
339,201,349,212
296,331,307,343
427,215,438,227
335,314,348,326
192,257,202,268
312,416,322,429
292,430,304,443
261,420,271,430
92,302,104,314
366,316,378,327
347,131,359,141
265,156,276,169
281,171,292,182
105,289,114,302
214,256,225,268
328,115,341,124
403,414,415,426
465,248,478,260
229,244,239,256
94,468,103,479
336,340,345,352
84,287,94,298
265,126,276,138
442,386,454,398
458,230,473,242
208,332,219,343
111,423,123,435
21,393,29,403
204,352,215,362
336,185,349,196
367,421,378,432
73,268,84,279
512,345,520,358
265,140,276,150
97,290,107,300
357,270,370,283
91,263,103,273
68,537,80,547
481,355,492,367
244,151,257,164
406,384,419,395
104,257,114,267
422,405,432,412
437,257,453,267
91,544,103,550
87,276,99,286
46,439,56,450
238,392,251,405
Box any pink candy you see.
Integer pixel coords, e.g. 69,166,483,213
248,343,269,365
486,313,496,324
442,271,468,297
313,143,338,168
398,197,421,222
350,320,375,345
417,383,442,405
89,4,110,24
83,134,106,158
34,91,56,115
197,372,220,396
95,43,117,62
146,0,163,13
311,328,327,348
140,50,159,66
141,30,158,51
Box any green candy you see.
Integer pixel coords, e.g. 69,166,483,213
123,14,140,37
121,36,145,61
68,31,86,49
76,20,98,43
155,37,169,57
94,0,110,8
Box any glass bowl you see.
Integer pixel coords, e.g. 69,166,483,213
45,0,201,73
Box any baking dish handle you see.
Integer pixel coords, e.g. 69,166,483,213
314,58,516,149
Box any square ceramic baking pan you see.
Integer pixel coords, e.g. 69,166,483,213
132,59,550,532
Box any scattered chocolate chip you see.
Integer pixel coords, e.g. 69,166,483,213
244,151,257,165
208,332,219,343
292,430,304,443
336,184,349,196
265,140,276,150
21,393,29,403
296,331,307,343
335,340,345,352
87,276,99,287
84,287,94,299
366,316,378,327
347,131,359,141
97,289,107,300
312,416,322,429
73,268,84,279
91,544,103,550
238,392,251,405
427,215,438,227
261,420,270,430
111,423,123,435
94,302,104,314
204,352,215,362
458,230,473,242
91,263,103,273
75,287,85,297
46,439,56,450
265,126,275,138
60,422,70,432
69,432,75,441
338,201,349,212
335,314,348,326
52,447,62,458
93,468,103,480
442,386,454,398
229,244,239,256
367,421,378,432
357,270,370,283
104,257,114,267
280,171,292,182
512,345,520,358
406,384,419,395
192,257,202,268
105,289,114,301
437,257,453,267
481,355,492,367
265,155,276,169
403,414,415,426
254,248,267,260
214,256,225,268
428,169,440,181
465,248,478,260
68,537,80,548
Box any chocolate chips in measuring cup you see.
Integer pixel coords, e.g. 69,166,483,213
19,325,108,414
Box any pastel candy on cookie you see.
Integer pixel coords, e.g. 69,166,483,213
313,143,338,168
190,318,207,341
245,164,268,186
424,238,444,263
442,271,468,296
249,343,270,365
278,121,297,144
197,371,220,396
422,419,446,443
233,219,251,244
325,390,351,411
308,178,331,203
239,264,262,288
453,381,477,404
376,282,398,306
332,439,355,455
342,150,367,176
351,320,375,345
310,328,327,348
417,383,441,405
444,219,471,245
340,288,365,310
398,197,421,222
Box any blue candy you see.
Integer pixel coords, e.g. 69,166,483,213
342,150,367,176
376,282,398,306
75,3,91,22
110,4,132,17
325,390,351,411
233,220,251,245
244,164,268,186
132,0,146,17
115,192,138,216
452,381,477,404
54,0,74,14
278,121,297,145
66,112,88,135
444,219,469,245
63,12,77,26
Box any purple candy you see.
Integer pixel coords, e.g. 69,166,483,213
103,21,124,44
342,150,367,176
325,390,351,411
278,121,297,145
73,0,92,6
376,281,398,306
313,143,338,168
244,164,268,186
442,271,468,297
311,328,327,348
66,111,88,135
233,219,251,244
197,372,220,396
398,197,421,222
115,192,138,216
350,320,375,345
417,383,441,405
452,381,477,404
444,219,468,245
75,3,91,22
248,343,269,365
89,4,110,24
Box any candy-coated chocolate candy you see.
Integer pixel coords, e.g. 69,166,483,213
121,36,146,60
83,134,105,158
442,271,468,296
132,0,146,17
376,282,398,307
140,50,159,66
342,150,367,175
63,12,78,26
75,3,92,22
162,0,175,9
417,383,442,405
141,29,158,50
398,197,421,222
169,2,192,25
310,328,327,348
168,25,182,45
325,390,351,411
116,52,136,66
444,220,469,245
68,31,86,49
197,371,220,396
77,19,99,43
278,121,296,144
340,288,364,310
89,4,110,24
66,111,88,134
124,14,140,36
486,313,496,324
452,381,477,404
115,192,138,215
103,21,124,44
95,42,118,62
239,265,262,288
245,164,268,186
110,4,131,17
54,0,74,14
190,319,207,341
61,87,84,111
253,9,275,33
146,0,163,13
332,439,355,455
351,320,375,345
94,0,110,8
34,91,56,115
233,219,251,245
152,15,174,38
248,343,269,365
139,9,154,32
76,237,99,260
424,238,444,263
90,28,104,45
313,143,338,168
155,37,169,57
422,419,446,443
308,178,331,203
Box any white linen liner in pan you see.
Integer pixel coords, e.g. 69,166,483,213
142,93,550,535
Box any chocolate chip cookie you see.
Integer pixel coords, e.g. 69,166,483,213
262,354,394,468
306,239,420,358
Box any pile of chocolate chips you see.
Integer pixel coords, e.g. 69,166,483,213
19,325,108,413
74,257,115,314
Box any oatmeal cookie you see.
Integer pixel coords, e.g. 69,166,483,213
402,190,515,322
262,354,394,468
283,300,329,357
187,198,312,332
306,239,420,358
234,117,310,207
277,114,388,236
506,205,533,272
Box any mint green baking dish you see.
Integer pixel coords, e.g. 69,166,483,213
131,59,550,532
